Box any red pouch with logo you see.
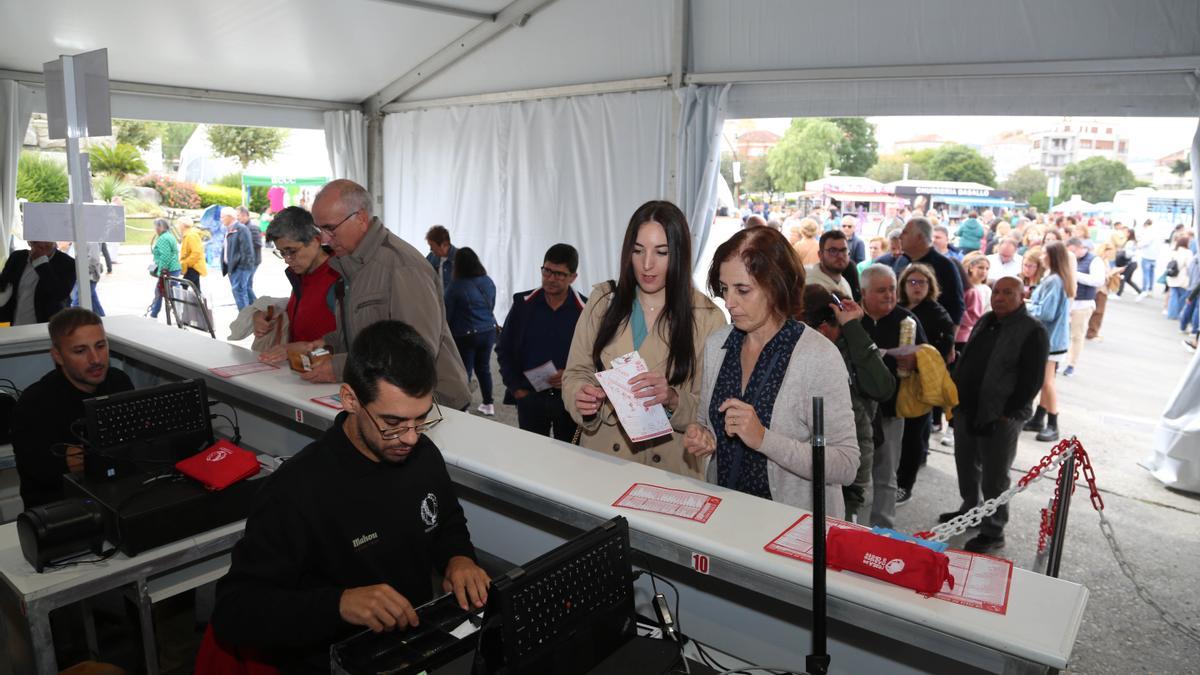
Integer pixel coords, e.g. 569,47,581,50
176,440,260,491
826,527,953,595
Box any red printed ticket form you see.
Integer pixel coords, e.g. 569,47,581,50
209,362,279,378
612,483,721,523
764,514,1013,614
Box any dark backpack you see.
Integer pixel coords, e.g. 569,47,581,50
1166,259,1180,278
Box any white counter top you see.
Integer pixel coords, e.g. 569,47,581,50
94,316,1087,669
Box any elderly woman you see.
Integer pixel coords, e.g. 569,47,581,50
255,207,340,361
177,216,207,292
683,227,858,517
564,201,726,478
149,218,182,320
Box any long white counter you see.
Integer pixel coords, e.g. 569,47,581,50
1,317,1089,674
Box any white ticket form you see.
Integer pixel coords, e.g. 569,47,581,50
595,351,674,443
523,360,559,392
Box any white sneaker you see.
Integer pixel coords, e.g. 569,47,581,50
941,435,955,448
477,403,495,416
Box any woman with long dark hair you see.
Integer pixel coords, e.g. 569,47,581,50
445,247,498,416
564,201,726,478
1025,241,1075,442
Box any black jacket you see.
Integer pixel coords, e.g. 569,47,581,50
909,299,956,361
10,367,133,507
211,413,476,673
0,249,76,324
954,306,1049,431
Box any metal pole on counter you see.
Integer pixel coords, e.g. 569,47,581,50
806,396,830,675
1045,447,1078,579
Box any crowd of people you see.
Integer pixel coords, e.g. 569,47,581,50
7,177,1199,670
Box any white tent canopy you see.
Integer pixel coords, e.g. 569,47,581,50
2,0,1199,308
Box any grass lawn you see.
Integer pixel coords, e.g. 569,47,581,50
125,216,157,245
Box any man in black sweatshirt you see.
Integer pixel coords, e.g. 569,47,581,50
211,320,490,672
11,308,133,508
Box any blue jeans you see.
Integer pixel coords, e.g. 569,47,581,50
71,281,104,316
149,270,181,318
453,331,495,405
1141,260,1156,292
1181,295,1200,333
1167,287,1189,320
229,268,255,310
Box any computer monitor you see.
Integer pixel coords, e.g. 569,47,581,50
83,379,214,479
473,516,636,675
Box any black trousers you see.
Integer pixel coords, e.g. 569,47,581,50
953,415,1023,537
896,412,931,492
515,389,576,443
183,268,201,293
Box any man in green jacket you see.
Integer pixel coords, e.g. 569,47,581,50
802,285,896,523
149,217,182,319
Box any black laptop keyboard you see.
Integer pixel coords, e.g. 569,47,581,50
509,533,630,657
91,384,209,447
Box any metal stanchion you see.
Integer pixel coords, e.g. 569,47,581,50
1045,447,1077,579
806,397,830,675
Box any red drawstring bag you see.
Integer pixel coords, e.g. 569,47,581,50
826,527,953,595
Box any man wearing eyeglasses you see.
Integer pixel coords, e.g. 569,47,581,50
805,230,855,298
289,180,470,411
495,244,587,441
213,321,489,672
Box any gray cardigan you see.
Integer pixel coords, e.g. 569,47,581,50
698,324,860,519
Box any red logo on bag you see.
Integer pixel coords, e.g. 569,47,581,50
207,449,232,462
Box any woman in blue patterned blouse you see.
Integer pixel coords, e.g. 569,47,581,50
684,227,860,517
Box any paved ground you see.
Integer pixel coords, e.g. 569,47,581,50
87,243,1200,674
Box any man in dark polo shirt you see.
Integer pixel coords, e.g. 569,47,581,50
212,321,489,673
11,308,133,508
495,244,587,442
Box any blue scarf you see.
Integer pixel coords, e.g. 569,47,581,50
712,319,804,499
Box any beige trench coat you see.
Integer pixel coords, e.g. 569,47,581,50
563,283,727,478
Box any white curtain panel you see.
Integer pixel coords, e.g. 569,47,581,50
676,84,729,268
383,89,672,319
323,109,368,186
1,80,35,261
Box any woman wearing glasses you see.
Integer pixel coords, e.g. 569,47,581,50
563,201,726,479
894,262,955,506
253,207,340,361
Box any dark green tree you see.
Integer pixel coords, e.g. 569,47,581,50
766,118,843,191
1171,158,1191,176
114,119,165,150
1060,156,1138,203
741,156,776,195
830,118,878,176
207,125,288,168
925,144,996,185
1001,166,1048,202
161,122,198,163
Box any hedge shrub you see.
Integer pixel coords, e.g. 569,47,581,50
16,152,69,203
139,174,200,209
197,184,243,208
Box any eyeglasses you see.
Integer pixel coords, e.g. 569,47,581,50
272,246,304,260
823,247,849,256
540,266,571,280
361,402,443,440
316,210,360,235
906,278,929,286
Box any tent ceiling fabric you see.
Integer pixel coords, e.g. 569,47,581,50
1,0,1197,117
0,0,508,103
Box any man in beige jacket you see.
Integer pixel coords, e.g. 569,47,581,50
296,180,470,410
